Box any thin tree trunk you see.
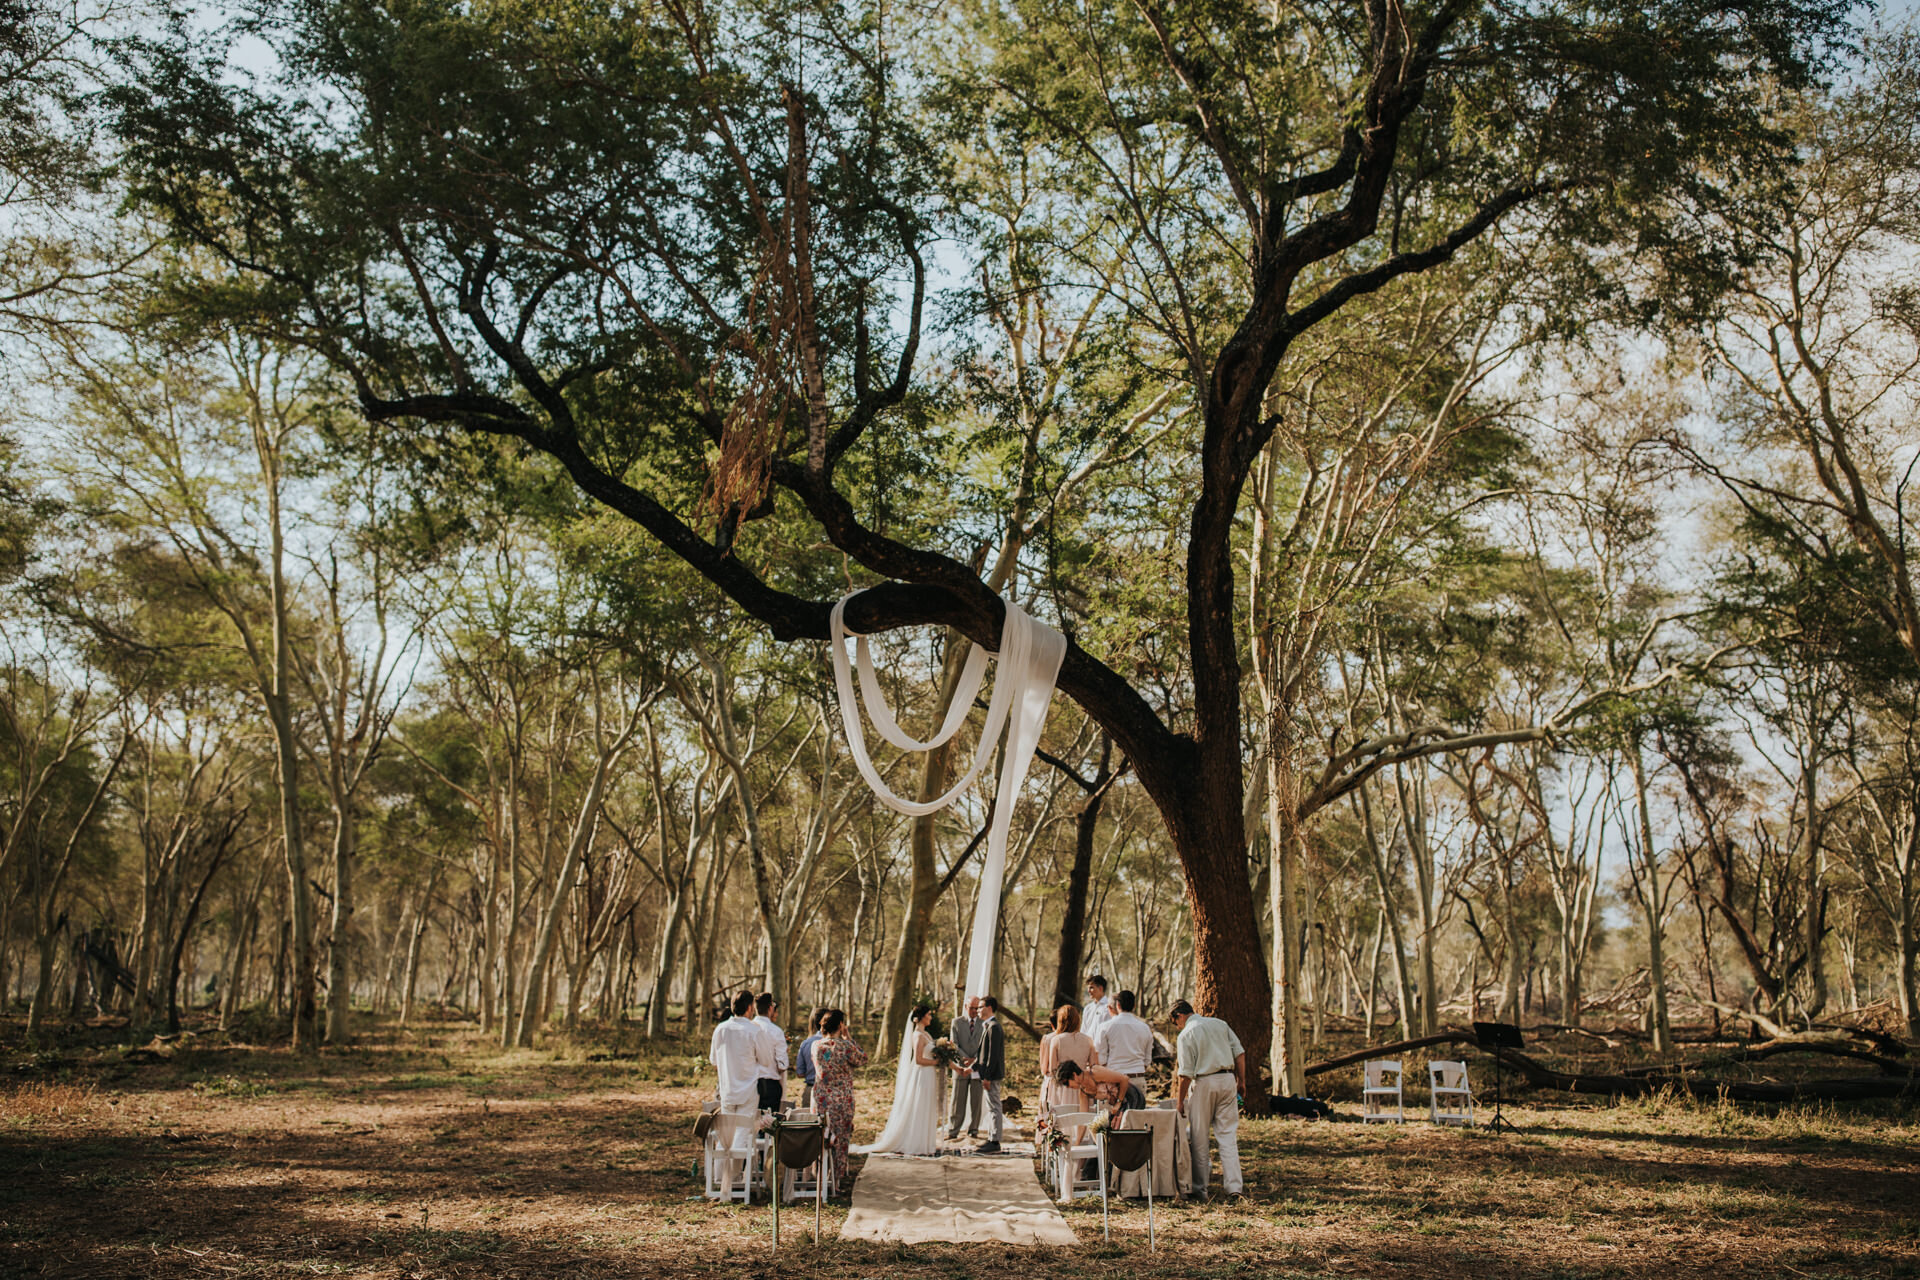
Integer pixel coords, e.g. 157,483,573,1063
1267,747,1306,1094
514,698,638,1047
1051,733,1113,1008
222,849,273,1028
324,801,356,1043
1628,745,1673,1053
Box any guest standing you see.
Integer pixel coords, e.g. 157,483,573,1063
1037,1008,1059,1110
1093,989,1155,1096
708,991,770,1114
1081,975,1114,1043
751,992,789,1111
1171,999,1245,1199
796,1007,829,1109
1038,1004,1096,1111
811,1009,867,1195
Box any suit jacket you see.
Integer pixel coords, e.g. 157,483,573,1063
950,1015,986,1065
975,1017,1006,1082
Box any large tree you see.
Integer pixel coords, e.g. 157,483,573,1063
113,0,1844,1084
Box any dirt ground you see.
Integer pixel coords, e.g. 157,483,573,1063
3,1017,1918,1279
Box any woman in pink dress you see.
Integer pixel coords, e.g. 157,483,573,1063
1038,1004,1097,1112
810,1009,866,1195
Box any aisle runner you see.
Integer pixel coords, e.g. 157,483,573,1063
840,1155,1078,1245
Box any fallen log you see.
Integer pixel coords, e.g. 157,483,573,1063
999,1005,1043,1043
1717,1037,1907,1074
1813,1021,1909,1059
1304,1031,1478,1077
1301,1031,1919,1103
1491,1044,1920,1103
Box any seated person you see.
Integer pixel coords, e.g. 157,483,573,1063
1053,1059,1146,1122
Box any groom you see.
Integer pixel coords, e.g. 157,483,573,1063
970,996,1007,1153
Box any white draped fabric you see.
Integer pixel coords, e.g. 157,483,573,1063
828,590,1065,1005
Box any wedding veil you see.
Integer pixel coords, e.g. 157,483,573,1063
851,1019,931,1155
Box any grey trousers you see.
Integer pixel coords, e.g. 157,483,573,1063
1186,1072,1242,1193
949,1073,983,1135
948,1074,1004,1141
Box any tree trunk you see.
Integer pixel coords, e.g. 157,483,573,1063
222,852,271,1028
1051,735,1113,1009
166,833,238,1034
1401,765,1440,1037
1559,927,1581,1029
1267,748,1306,1095
27,931,57,1035
1628,746,1673,1053
1798,722,1827,1019
842,862,870,1014
515,715,631,1048
1894,915,1919,1040
324,802,356,1044
398,871,439,1028
131,859,157,1025
646,892,685,1037
479,843,501,1034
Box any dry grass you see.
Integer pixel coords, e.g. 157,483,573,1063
2,1015,1917,1279
0,1079,101,1128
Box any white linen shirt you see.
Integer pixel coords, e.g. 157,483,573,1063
1093,1010,1155,1077
1081,994,1114,1044
1174,1015,1244,1080
709,1015,771,1110
751,1013,789,1079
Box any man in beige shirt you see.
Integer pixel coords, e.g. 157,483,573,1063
1170,999,1244,1198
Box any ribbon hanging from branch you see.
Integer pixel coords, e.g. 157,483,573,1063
828,590,1066,1004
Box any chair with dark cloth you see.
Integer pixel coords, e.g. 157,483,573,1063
770,1119,828,1249
1104,1125,1157,1248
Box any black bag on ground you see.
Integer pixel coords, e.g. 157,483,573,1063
1269,1094,1334,1119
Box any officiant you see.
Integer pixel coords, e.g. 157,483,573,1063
946,997,988,1143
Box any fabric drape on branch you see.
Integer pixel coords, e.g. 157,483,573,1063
829,590,1065,1003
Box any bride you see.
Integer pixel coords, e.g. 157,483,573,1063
853,1004,941,1157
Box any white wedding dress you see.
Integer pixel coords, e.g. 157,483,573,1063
852,1024,940,1157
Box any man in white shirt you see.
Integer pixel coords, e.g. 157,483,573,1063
708,991,771,1113
1092,989,1154,1093
1081,974,1113,1044
751,992,789,1111
1171,998,1245,1199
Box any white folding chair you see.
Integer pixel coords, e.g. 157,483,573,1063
1428,1059,1474,1125
705,1113,762,1202
1041,1103,1078,1191
1052,1109,1107,1205
1362,1059,1405,1123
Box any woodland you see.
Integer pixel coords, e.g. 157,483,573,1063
3,0,1920,1118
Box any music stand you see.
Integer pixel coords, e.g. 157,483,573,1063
1473,1021,1524,1134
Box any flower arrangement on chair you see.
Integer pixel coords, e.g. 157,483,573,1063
1034,1113,1071,1156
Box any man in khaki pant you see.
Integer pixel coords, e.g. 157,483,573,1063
1171,999,1245,1200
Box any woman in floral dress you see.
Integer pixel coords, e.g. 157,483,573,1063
810,1009,866,1194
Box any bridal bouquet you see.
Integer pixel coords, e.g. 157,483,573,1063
929,1037,964,1070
